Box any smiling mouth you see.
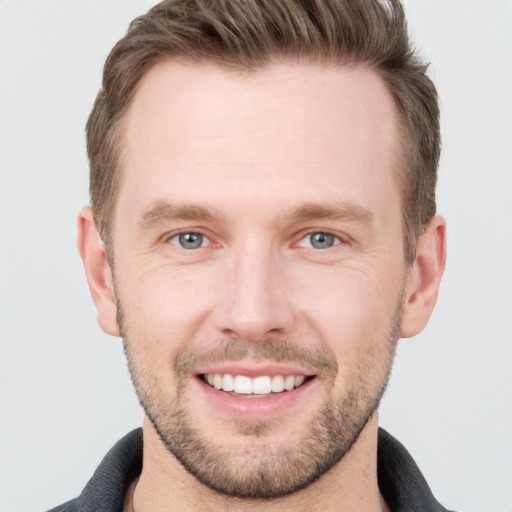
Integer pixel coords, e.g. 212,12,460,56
201,373,313,396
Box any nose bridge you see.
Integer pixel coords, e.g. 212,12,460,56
216,237,293,340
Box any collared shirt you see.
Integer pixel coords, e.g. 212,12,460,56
47,428,454,512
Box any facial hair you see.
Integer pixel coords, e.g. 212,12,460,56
118,298,402,499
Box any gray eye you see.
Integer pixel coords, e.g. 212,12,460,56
309,232,336,249
175,232,204,249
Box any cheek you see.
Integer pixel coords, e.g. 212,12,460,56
301,264,400,326
295,263,402,367
118,271,213,399
116,262,220,348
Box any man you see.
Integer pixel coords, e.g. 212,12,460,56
49,0,451,510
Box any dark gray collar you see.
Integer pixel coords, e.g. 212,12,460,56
377,428,453,511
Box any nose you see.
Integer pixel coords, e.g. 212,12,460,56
213,245,295,342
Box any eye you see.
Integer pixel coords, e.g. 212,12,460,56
298,232,341,250
168,232,209,250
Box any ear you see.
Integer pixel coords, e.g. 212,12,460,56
77,206,120,337
400,215,447,338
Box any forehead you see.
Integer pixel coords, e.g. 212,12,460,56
118,61,400,225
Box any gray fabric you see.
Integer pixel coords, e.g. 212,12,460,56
377,429,454,512
47,429,142,512
47,428,455,512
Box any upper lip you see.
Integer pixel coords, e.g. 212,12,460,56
193,363,317,378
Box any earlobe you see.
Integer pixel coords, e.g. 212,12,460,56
77,206,120,337
400,215,447,338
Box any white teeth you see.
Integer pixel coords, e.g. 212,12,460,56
234,375,253,394
271,375,285,392
204,373,309,394
222,373,235,392
213,373,223,390
284,375,295,391
252,376,272,394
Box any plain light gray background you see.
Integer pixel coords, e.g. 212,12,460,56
1,1,511,511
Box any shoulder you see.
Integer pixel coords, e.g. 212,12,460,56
378,428,457,512
46,500,80,512
44,429,143,512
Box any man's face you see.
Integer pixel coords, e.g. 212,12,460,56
111,62,409,497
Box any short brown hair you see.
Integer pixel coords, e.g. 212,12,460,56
86,0,440,264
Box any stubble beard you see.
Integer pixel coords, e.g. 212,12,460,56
118,301,401,500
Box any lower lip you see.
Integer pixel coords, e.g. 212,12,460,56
195,377,315,418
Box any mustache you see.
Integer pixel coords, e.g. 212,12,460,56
173,337,338,378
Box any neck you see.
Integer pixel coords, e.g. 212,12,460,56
129,414,389,512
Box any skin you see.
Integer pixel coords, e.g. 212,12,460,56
78,61,446,511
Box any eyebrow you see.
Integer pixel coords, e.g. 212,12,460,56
138,199,374,230
288,202,374,225
138,201,217,230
